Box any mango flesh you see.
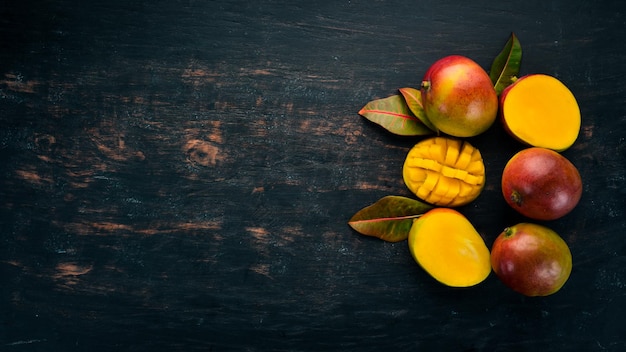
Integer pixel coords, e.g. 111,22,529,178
500,74,580,152
408,208,491,287
421,55,498,137
491,223,572,296
501,147,582,220
403,136,485,207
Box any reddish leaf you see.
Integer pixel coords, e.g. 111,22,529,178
398,87,438,133
358,95,433,136
348,196,434,242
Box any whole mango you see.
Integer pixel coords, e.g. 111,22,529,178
501,147,582,220
421,55,498,137
491,223,572,296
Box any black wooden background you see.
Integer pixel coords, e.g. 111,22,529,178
1,0,625,351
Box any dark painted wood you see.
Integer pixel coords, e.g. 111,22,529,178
1,0,625,350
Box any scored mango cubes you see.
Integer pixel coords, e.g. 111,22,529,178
402,137,485,207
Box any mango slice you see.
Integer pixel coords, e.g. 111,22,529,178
500,74,581,151
402,137,485,207
408,208,491,287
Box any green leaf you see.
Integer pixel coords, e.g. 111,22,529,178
358,95,433,136
348,196,434,242
398,87,438,133
489,32,522,95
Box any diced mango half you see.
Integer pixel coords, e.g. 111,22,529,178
402,136,485,207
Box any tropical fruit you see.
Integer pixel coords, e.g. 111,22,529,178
500,74,581,151
408,208,491,287
491,223,572,296
501,147,582,220
403,136,485,207
421,55,498,137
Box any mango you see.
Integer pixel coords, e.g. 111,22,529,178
408,208,491,287
491,223,572,296
500,74,580,151
501,147,582,220
403,136,485,207
421,55,498,137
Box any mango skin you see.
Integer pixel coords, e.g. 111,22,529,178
421,55,498,137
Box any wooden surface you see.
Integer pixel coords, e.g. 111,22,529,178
1,0,625,350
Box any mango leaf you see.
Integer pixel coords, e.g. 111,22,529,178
489,32,522,95
358,95,433,136
398,87,438,133
348,196,434,242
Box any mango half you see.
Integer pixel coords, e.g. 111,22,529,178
403,136,485,207
408,208,491,287
500,74,581,151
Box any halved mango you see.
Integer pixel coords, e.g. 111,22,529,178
408,208,491,287
403,136,485,207
500,74,581,151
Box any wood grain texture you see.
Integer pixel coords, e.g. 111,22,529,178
1,0,625,351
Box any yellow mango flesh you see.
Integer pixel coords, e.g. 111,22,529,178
408,208,491,287
501,74,580,151
403,136,485,207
